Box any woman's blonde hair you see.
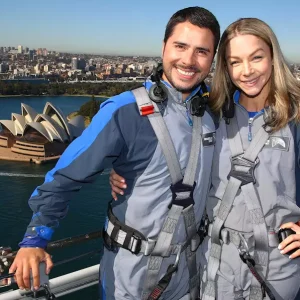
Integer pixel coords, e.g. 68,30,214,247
210,18,300,132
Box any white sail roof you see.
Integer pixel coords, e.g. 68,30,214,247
21,103,38,123
23,122,51,141
34,114,69,142
11,113,26,135
0,102,85,144
43,102,72,139
68,115,85,137
0,120,17,135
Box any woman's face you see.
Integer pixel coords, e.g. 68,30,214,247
225,34,273,98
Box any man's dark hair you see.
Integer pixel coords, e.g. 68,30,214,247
164,7,220,52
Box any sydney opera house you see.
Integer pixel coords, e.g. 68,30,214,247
0,102,85,162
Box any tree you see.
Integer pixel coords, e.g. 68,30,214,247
78,97,100,118
89,95,99,120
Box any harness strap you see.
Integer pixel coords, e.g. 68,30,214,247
147,262,181,300
230,120,270,300
239,252,276,300
203,115,270,300
183,116,202,186
104,202,208,257
132,87,203,300
132,87,183,185
220,228,275,299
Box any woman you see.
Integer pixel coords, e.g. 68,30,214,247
110,18,300,299
202,18,300,300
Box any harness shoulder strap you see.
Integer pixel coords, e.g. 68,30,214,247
132,86,203,300
203,114,270,300
132,87,183,185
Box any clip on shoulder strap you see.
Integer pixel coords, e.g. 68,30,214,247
133,87,157,116
132,87,203,186
132,87,183,184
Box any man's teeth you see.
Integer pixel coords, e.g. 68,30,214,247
177,68,195,76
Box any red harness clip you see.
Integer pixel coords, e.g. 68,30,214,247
140,105,155,116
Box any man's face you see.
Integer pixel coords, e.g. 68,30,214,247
162,21,215,99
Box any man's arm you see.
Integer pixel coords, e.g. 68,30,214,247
10,92,136,290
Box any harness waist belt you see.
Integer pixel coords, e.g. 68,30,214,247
103,202,207,256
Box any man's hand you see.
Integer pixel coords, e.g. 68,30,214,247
278,221,300,258
9,248,53,290
109,169,127,200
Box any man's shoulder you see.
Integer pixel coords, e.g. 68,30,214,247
100,90,137,111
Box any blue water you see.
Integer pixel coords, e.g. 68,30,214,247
0,95,102,119
0,96,110,299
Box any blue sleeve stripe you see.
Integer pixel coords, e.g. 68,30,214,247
101,272,106,300
31,92,136,197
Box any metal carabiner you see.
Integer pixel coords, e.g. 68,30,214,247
237,233,256,266
39,283,57,299
173,245,182,270
237,232,250,254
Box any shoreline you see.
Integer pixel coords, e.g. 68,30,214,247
0,94,109,98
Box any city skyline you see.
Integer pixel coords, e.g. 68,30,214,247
1,0,300,62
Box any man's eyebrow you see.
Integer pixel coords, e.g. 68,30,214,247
173,41,188,46
196,47,210,53
227,48,265,59
173,41,211,52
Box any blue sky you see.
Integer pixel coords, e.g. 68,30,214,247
2,0,300,62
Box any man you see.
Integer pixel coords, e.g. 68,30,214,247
10,7,220,299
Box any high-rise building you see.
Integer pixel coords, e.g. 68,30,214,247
28,50,34,61
34,64,40,74
37,48,43,56
44,65,50,72
25,47,29,53
78,58,86,70
43,48,48,56
72,57,78,70
18,45,23,54
0,63,8,73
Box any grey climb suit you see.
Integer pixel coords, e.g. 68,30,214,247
19,80,216,299
203,101,300,300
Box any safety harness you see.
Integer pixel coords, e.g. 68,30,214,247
202,114,275,300
103,85,209,300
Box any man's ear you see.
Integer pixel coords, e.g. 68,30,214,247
161,41,166,58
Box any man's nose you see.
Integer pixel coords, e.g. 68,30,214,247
181,49,195,66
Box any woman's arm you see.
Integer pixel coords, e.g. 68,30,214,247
109,169,127,200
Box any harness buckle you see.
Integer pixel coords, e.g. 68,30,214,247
169,180,195,208
228,155,259,186
197,214,209,244
130,235,142,254
102,228,119,253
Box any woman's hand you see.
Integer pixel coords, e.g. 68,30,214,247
109,169,127,200
278,221,300,258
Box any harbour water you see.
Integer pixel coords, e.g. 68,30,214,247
0,96,110,299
